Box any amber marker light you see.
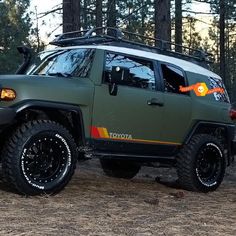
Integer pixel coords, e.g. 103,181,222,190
0,88,16,101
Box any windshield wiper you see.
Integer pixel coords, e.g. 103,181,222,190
47,72,72,78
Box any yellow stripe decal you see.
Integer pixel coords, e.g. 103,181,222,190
109,137,181,145
102,128,110,138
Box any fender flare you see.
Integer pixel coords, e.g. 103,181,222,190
11,100,86,144
184,121,235,145
184,121,235,165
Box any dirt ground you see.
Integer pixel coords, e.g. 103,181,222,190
0,159,235,236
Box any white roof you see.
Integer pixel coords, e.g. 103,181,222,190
47,45,221,79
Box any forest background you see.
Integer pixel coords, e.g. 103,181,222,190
0,0,236,101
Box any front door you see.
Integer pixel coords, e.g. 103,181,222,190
91,52,170,155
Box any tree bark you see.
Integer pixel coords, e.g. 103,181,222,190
63,0,81,33
107,0,116,28
83,0,88,29
141,2,145,35
175,0,182,52
154,0,171,44
96,0,103,28
63,0,73,33
72,0,81,31
219,0,226,83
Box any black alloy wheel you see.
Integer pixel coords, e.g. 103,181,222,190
2,120,77,195
177,134,226,192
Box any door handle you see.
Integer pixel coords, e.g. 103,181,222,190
147,98,164,107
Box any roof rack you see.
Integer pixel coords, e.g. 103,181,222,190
50,27,213,66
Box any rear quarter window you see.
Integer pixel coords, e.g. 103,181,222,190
209,77,230,103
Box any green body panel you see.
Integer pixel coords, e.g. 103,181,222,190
186,71,232,125
0,49,233,147
90,49,105,86
161,93,192,143
0,75,95,138
90,50,233,145
91,49,164,143
92,84,164,142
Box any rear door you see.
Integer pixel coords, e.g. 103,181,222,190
159,63,192,144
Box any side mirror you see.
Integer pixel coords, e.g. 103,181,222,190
109,66,129,96
110,66,129,83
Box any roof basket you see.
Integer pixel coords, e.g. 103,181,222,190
50,27,213,65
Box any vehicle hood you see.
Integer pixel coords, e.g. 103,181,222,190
0,74,94,107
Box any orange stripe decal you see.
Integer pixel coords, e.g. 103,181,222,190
91,126,181,145
97,128,105,138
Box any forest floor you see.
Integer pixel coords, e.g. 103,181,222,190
0,159,235,236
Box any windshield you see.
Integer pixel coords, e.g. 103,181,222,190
27,48,95,78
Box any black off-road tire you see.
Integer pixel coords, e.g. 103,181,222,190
1,120,77,195
176,134,226,192
100,159,140,179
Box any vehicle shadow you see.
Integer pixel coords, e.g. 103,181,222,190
0,169,22,194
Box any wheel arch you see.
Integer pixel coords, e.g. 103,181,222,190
12,100,86,146
184,121,235,165
185,121,235,144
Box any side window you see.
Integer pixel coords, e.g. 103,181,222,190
104,53,156,90
161,64,186,94
209,77,230,103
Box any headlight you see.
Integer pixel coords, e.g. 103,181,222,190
0,88,16,101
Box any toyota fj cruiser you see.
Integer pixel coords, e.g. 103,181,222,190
0,27,235,195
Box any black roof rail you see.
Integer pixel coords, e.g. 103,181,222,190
50,27,213,65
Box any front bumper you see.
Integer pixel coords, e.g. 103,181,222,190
0,107,16,125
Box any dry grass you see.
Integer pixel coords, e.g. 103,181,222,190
0,160,235,236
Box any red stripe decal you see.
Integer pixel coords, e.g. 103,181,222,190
91,126,100,138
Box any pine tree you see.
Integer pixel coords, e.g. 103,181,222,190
107,0,116,27
63,0,81,33
154,0,171,42
96,0,102,28
0,0,32,74
175,0,182,52
208,0,236,97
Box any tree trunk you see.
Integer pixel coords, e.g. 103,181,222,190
175,0,182,52
219,0,226,83
63,0,81,33
84,0,88,29
72,0,81,31
141,2,145,35
63,0,73,33
107,0,116,28
154,0,171,44
96,0,103,28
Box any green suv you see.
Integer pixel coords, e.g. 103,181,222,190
0,28,235,195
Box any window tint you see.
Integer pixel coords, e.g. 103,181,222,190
161,64,186,94
209,77,230,103
104,53,156,90
31,49,94,78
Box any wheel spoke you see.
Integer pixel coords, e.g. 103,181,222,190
22,134,69,184
196,144,222,186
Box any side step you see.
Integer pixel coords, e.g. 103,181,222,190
85,151,176,167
